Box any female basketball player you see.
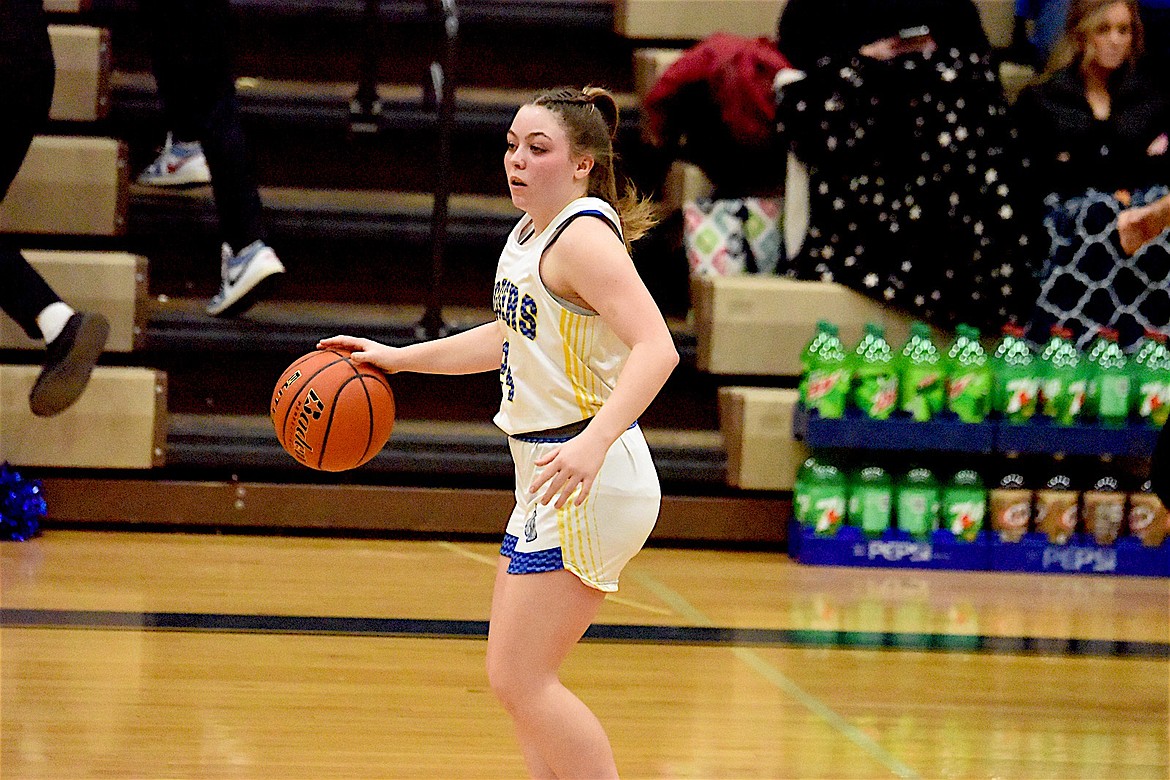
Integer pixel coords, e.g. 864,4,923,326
319,86,678,778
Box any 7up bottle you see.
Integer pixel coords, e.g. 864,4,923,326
805,460,848,537
801,322,851,419
945,324,992,423
899,322,945,421
1131,329,1170,427
1037,325,1086,426
1085,328,1130,426
851,323,899,419
942,469,987,542
992,324,1039,424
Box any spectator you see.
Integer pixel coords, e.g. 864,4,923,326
1013,0,1170,349
774,0,1040,332
1,0,108,417
136,0,284,317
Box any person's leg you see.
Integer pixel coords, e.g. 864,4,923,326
486,559,618,780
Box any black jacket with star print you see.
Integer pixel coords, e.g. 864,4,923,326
1013,65,1170,200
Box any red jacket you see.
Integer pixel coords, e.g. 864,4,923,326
644,33,793,149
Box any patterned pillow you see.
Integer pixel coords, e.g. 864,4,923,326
683,197,783,276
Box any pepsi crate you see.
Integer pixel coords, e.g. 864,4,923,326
990,532,1170,576
793,406,996,453
789,520,992,571
995,417,1161,458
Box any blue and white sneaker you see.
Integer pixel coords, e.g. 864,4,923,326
137,133,211,187
207,240,286,316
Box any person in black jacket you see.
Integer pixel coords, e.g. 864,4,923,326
774,0,1040,332
1012,0,1170,350
0,0,108,417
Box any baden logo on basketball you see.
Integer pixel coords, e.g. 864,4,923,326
293,388,325,462
271,370,302,416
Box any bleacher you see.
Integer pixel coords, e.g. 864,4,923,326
0,0,1035,544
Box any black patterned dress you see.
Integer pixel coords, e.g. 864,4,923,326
775,46,1041,332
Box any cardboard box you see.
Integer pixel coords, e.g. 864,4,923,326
0,251,147,353
693,276,922,376
719,386,807,491
43,0,92,12
49,25,111,122
0,366,166,469
616,0,779,39
0,136,128,236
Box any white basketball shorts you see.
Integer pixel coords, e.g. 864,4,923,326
501,423,660,592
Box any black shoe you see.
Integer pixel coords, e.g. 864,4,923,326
29,312,110,417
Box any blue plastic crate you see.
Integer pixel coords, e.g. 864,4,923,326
791,522,992,571
793,406,996,453
990,532,1170,576
995,418,1161,457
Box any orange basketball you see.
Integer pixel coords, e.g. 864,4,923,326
271,349,395,471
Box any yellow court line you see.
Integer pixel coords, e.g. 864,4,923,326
436,541,675,616
629,569,922,780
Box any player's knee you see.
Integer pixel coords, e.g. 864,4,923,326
486,656,543,714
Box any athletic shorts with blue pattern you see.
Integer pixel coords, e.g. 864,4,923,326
500,424,660,592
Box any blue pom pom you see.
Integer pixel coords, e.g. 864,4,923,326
0,462,45,542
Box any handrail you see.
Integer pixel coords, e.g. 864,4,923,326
420,0,459,339
347,0,458,340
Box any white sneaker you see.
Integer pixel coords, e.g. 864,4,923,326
207,240,286,316
137,132,212,186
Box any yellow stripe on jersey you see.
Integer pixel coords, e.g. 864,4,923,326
560,309,604,418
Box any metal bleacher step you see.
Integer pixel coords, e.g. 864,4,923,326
165,413,727,492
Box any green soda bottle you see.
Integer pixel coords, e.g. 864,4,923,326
896,467,941,541
942,469,987,542
945,324,992,423
1131,329,1170,427
1086,328,1130,426
805,460,848,537
792,456,817,526
848,465,893,538
899,322,945,422
992,324,1039,424
851,323,899,420
802,322,851,419
1038,325,1086,426
799,321,835,399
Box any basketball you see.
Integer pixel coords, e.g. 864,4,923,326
271,349,395,471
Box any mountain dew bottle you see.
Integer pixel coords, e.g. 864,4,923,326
851,323,899,419
801,322,851,418
1131,329,1170,427
896,467,941,541
992,324,1039,424
848,465,893,538
899,322,945,421
1038,325,1086,426
945,324,992,423
1084,329,1130,426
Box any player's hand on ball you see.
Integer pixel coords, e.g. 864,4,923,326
530,432,609,508
317,335,399,372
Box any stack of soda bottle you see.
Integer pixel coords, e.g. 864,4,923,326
985,454,1170,547
792,457,988,543
793,455,1170,548
799,321,1170,427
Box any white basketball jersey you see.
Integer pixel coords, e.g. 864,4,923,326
492,197,630,436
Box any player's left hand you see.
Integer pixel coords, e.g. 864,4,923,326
529,432,610,508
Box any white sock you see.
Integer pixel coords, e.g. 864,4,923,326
36,302,75,345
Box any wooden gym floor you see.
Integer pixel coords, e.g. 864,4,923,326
1,529,1167,779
